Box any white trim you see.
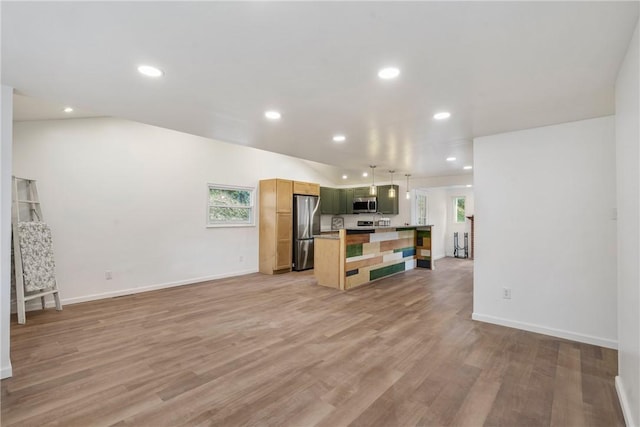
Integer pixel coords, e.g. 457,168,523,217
22,269,258,309
1,364,12,379
471,312,618,349
206,223,255,229
616,376,637,427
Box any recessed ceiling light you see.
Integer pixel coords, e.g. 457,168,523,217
137,65,163,77
264,111,281,120
466,184,473,188
342,175,348,180
378,67,400,80
446,157,456,162
463,165,473,170
63,107,73,113
434,112,451,120
333,135,346,143
362,172,368,177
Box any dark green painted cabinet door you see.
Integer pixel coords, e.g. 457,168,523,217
337,189,347,214
322,187,379,215
377,185,399,214
353,187,370,198
344,188,354,214
320,187,335,214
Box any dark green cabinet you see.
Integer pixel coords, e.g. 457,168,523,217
377,185,399,215
344,188,354,214
353,187,370,198
320,187,354,215
337,189,347,214
321,186,396,215
320,187,339,214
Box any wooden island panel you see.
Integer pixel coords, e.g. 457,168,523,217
313,232,344,289
344,228,417,289
415,227,434,269
314,226,433,290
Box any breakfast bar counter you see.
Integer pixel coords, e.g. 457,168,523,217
314,225,434,290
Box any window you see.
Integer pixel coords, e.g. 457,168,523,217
207,184,255,227
454,196,466,223
411,190,429,225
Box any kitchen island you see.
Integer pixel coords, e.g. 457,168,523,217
314,225,434,290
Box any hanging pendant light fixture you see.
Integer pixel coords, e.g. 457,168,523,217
405,174,411,199
388,170,396,198
369,165,377,195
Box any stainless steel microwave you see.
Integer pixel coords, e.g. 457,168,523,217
353,196,377,213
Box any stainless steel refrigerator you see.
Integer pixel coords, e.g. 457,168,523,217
292,194,320,271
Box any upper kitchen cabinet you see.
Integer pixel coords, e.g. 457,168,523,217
353,187,370,198
321,187,354,215
320,187,339,214
343,188,354,214
377,185,399,215
276,179,293,213
293,181,320,196
320,187,374,215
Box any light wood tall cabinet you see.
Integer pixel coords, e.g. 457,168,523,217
259,179,320,275
259,179,293,274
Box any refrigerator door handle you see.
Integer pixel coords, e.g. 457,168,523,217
302,197,310,239
310,196,320,226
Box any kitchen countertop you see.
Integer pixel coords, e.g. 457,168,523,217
314,234,340,240
344,225,430,231
317,225,433,236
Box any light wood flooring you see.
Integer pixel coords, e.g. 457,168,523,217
1,258,623,426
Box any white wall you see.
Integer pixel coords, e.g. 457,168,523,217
423,188,448,260
615,19,639,427
1,86,14,379
445,188,475,257
12,117,338,306
473,116,617,349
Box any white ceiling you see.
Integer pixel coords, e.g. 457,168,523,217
2,2,638,184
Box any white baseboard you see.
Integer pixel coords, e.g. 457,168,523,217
616,376,637,427
1,363,12,379
471,312,618,349
21,268,259,310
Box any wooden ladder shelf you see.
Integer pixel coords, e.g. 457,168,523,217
12,176,62,324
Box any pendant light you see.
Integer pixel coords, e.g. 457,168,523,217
388,170,396,198
369,165,377,195
405,174,411,199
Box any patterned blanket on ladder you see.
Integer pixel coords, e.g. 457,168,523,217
18,222,57,292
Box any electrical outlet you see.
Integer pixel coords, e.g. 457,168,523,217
105,270,112,280
502,287,511,299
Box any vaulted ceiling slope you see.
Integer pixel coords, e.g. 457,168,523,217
2,2,638,181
